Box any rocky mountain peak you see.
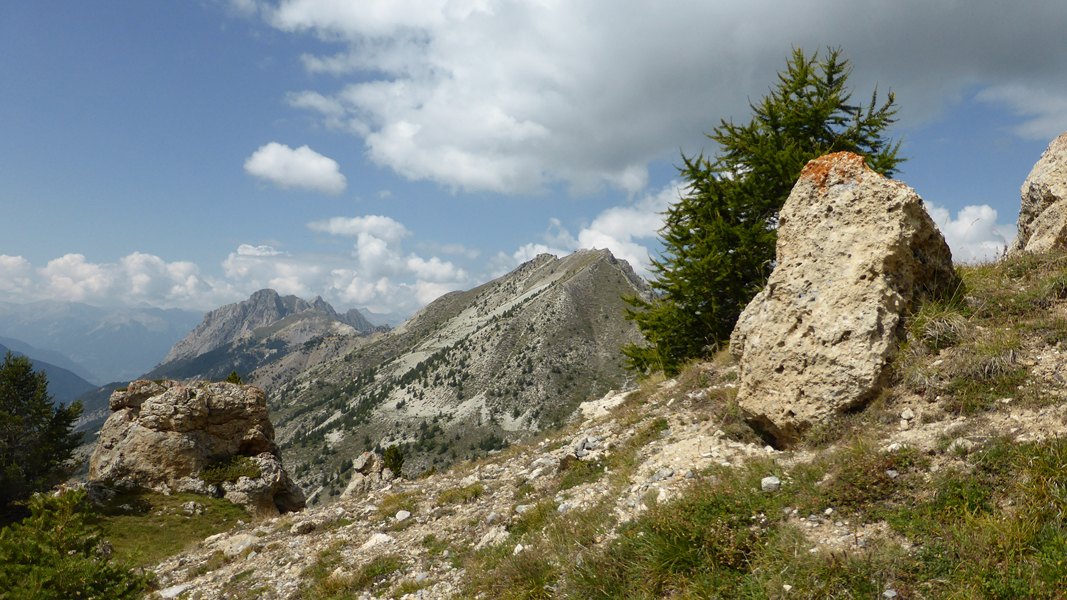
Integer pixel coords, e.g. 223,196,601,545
268,248,649,502
161,290,376,365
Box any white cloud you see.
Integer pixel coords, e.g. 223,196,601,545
0,253,224,309
0,255,34,296
926,203,1016,264
244,142,347,195
236,243,286,257
240,0,1067,195
496,183,676,278
308,215,409,242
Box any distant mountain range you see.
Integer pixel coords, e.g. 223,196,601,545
0,301,203,383
0,340,95,406
145,290,384,386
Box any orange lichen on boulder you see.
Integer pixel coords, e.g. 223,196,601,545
799,152,872,189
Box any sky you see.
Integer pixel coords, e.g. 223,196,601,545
2,0,1066,318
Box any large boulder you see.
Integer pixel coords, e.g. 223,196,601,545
1012,131,1067,253
89,379,304,516
730,152,958,446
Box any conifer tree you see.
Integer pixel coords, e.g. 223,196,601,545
0,352,83,515
625,48,903,374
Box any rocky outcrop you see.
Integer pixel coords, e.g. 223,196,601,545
1012,131,1067,254
340,451,396,498
730,152,958,446
88,379,304,516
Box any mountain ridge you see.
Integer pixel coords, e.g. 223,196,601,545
266,248,649,502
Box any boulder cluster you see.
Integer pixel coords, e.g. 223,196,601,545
88,379,304,517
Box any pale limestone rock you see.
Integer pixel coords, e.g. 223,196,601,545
731,152,957,446
88,380,304,516
1013,131,1067,253
220,453,305,517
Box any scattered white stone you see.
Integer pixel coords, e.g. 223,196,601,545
396,510,411,522
217,533,258,558
515,504,535,514
782,584,793,593
513,544,525,555
290,520,317,535
360,533,394,550
475,526,508,550
901,408,915,420
181,501,204,516
761,476,782,492
948,438,976,455
883,589,898,599
159,583,193,599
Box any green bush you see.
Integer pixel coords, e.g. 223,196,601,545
198,455,262,486
383,445,404,475
0,490,150,599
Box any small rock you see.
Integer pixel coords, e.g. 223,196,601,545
649,467,675,482
159,583,194,599
395,510,411,522
217,533,258,558
515,504,535,514
885,469,899,479
290,520,317,535
475,526,508,550
573,436,589,453
782,584,793,593
900,408,915,420
360,533,394,550
948,438,976,454
761,476,782,492
485,511,501,525
513,543,525,555
824,508,834,516
883,589,898,599
181,501,204,516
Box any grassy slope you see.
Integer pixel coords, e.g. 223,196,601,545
455,251,1067,599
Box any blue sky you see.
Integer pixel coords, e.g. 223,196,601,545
2,1,1065,317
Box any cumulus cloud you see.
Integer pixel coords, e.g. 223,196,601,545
0,255,34,296
244,142,347,195
0,252,222,309
494,183,676,278
307,214,470,311
926,203,1016,264
235,0,1067,195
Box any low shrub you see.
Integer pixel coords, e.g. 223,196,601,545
0,490,150,599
